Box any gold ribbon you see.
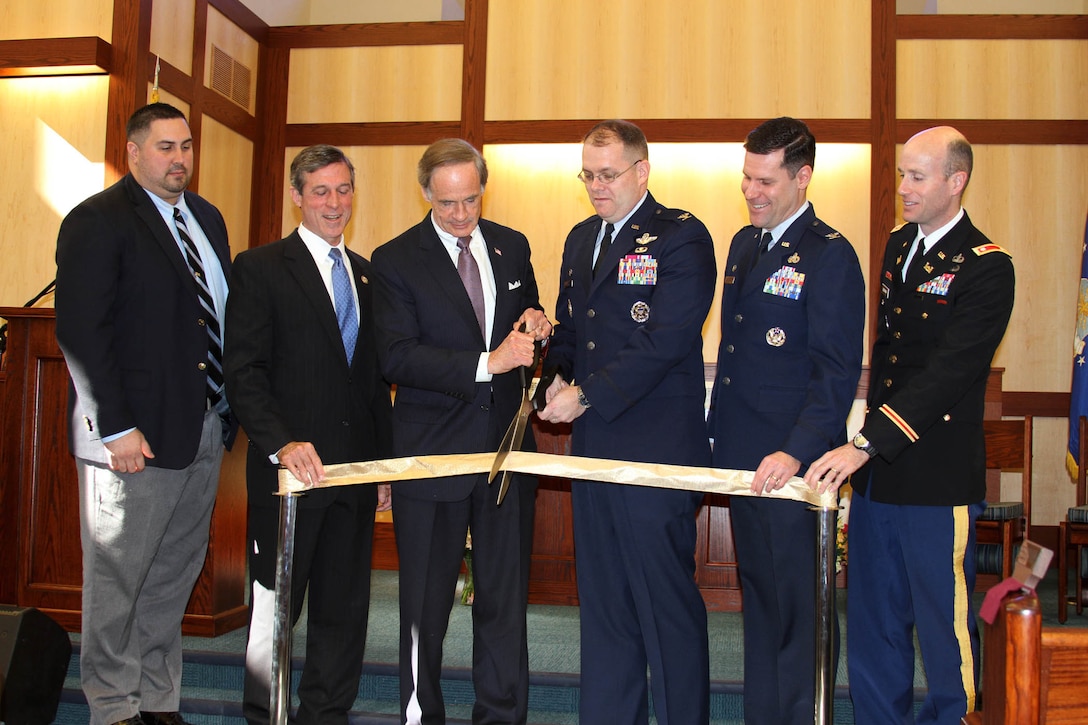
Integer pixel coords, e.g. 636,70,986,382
278,451,836,508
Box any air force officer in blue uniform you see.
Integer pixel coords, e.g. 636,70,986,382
707,117,865,724
538,120,716,725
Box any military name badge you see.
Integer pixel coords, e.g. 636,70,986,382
917,273,954,296
763,265,806,301
619,254,658,285
766,327,786,347
631,300,650,323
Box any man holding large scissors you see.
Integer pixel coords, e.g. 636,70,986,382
539,120,717,725
372,138,550,725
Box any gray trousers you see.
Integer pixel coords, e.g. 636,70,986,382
78,410,223,725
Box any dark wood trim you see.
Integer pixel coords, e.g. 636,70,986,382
1002,391,1071,419
249,43,290,250
897,120,1088,145
104,0,153,184
285,121,462,147
460,0,488,148
0,37,111,76
898,14,1088,40
209,0,270,43
188,0,211,191
483,118,873,145
870,1,898,343
151,58,195,105
267,21,464,49
200,89,259,140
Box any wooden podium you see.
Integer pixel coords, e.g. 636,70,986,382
0,307,248,636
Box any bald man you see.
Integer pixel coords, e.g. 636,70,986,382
805,126,1015,724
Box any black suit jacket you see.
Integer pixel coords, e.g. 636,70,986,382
856,213,1015,506
224,231,393,508
371,215,543,501
56,173,236,470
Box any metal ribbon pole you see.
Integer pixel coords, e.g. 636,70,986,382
814,505,837,725
270,492,299,725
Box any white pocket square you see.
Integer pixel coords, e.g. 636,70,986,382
508,280,522,290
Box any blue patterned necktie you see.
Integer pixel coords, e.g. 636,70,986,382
328,247,358,363
173,207,224,409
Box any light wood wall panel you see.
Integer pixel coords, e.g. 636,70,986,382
280,145,431,254
898,40,1088,120
485,0,870,121
3,0,112,42
0,76,108,308
198,116,253,260
286,47,462,124
206,5,260,112
483,142,872,360
150,0,196,75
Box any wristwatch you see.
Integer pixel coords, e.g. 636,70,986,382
576,386,592,409
852,432,878,458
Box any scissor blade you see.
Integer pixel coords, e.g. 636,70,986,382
489,412,520,484
497,400,532,505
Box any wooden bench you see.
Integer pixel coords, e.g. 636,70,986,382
962,590,1088,725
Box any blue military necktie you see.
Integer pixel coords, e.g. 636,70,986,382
328,247,358,363
173,207,225,409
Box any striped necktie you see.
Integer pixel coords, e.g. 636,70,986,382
173,207,224,409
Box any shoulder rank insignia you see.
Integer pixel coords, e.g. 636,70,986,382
890,221,908,233
677,212,692,221
825,232,841,240
972,243,1011,257
634,233,658,245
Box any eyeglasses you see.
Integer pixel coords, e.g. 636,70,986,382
577,160,641,185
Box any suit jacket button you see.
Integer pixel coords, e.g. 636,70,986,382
587,309,596,318
480,404,489,411
197,362,207,371
721,377,731,385
197,318,207,327
586,341,595,351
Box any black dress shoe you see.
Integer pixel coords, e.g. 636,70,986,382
140,713,189,725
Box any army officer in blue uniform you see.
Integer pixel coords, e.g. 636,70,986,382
538,119,716,725
707,117,865,724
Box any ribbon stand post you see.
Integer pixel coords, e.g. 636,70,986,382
814,505,837,725
270,492,299,725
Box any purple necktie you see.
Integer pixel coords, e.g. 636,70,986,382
457,236,486,341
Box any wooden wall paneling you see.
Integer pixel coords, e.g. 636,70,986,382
208,0,269,43
199,116,254,260
897,40,1088,120
870,0,898,342
895,120,1088,145
285,45,463,125
0,75,107,307
205,4,260,113
484,118,873,145
460,0,487,147
104,0,153,184
2,0,113,42
285,121,462,147
0,37,111,76
484,0,870,122
249,42,289,249
149,0,196,76
897,13,1088,40
267,21,463,49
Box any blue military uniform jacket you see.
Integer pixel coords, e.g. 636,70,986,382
708,204,865,471
855,212,1015,506
549,192,716,467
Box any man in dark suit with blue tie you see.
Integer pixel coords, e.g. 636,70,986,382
538,119,716,725
224,145,394,724
56,103,235,725
707,117,865,724
371,138,550,725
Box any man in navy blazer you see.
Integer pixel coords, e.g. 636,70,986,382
371,138,550,725
56,103,235,725
707,117,865,724
224,145,394,724
538,120,716,725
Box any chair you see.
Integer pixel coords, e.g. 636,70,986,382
975,417,1033,581
1057,416,1088,623
961,590,1088,725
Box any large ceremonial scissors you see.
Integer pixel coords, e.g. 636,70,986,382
487,324,553,504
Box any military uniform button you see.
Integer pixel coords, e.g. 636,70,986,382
884,378,893,387
587,309,596,318
943,414,951,421
587,341,595,351
726,344,735,354
198,362,207,371
734,314,743,323
893,331,902,339
721,377,731,385
893,307,902,315
889,355,898,364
